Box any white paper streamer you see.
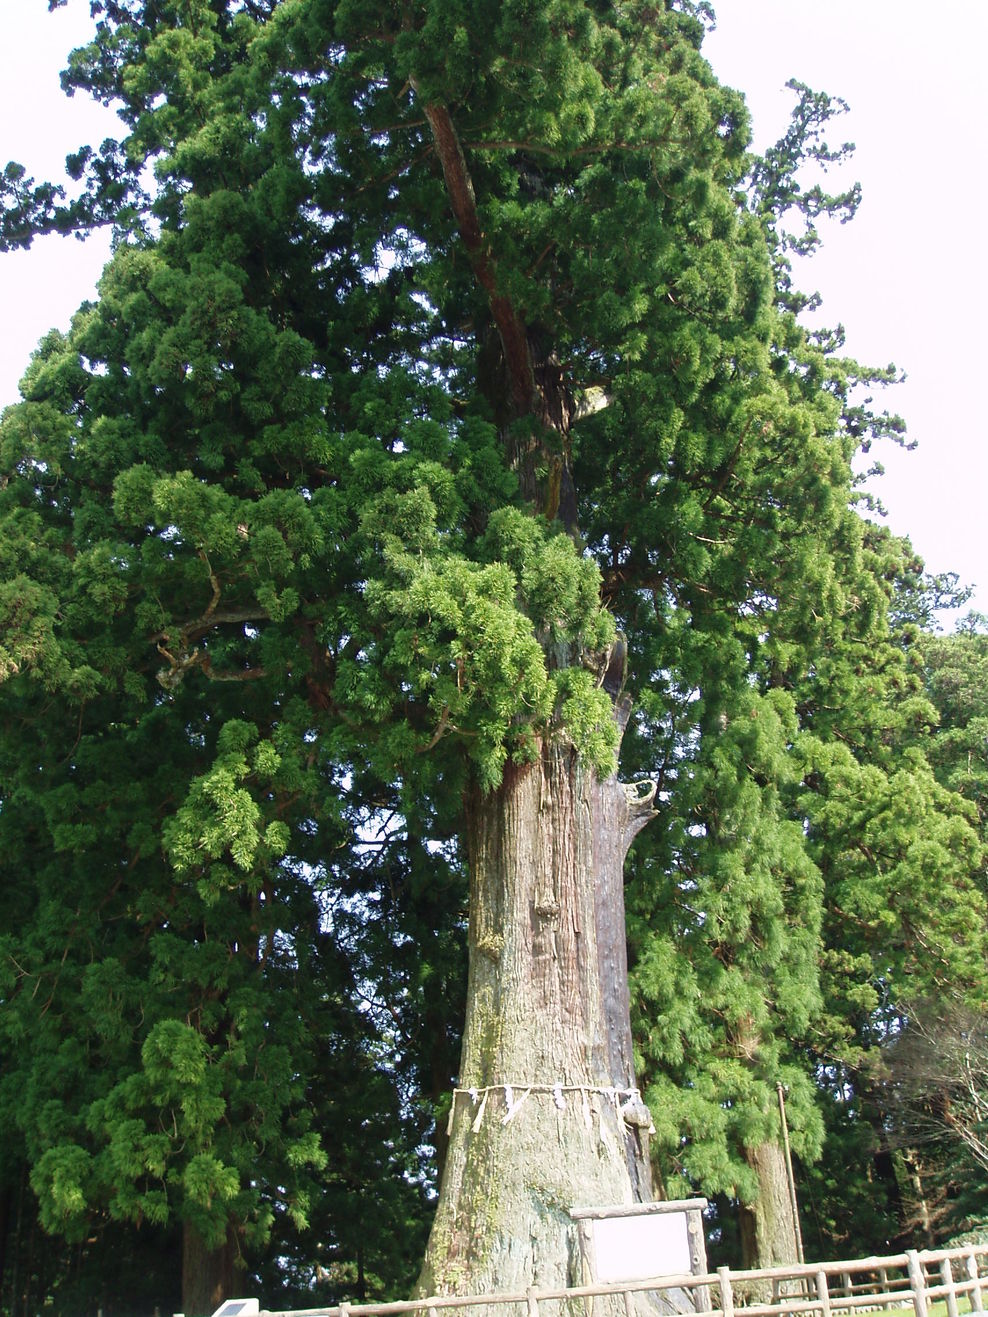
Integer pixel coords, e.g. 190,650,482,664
471,1089,488,1133
445,1083,646,1134
501,1087,531,1125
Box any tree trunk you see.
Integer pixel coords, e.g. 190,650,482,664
182,1221,237,1317
903,1152,935,1247
738,1141,799,1300
419,728,661,1302
420,86,670,1310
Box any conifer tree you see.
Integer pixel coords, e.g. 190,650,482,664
2,0,965,1307
919,613,988,827
782,532,987,1258
619,82,905,1270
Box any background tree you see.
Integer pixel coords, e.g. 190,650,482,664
884,1003,988,1229
786,535,988,1259
920,614,988,827
621,80,922,1272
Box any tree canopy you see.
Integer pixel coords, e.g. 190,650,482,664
2,2,986,1312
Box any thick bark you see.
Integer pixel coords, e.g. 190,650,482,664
738,1141,800,1300
419,86,670,1308
418,731,660,1302
182,1221,237,1317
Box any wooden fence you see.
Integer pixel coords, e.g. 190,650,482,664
258,1242,988,1317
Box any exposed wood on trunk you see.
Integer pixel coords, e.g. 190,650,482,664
421,102,534,419
593,702,657,1199
416,93,663,1308
421,99,578,533
418,727,660,1311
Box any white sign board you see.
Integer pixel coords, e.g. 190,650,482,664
589,1212,692,1283
210,1301,259,1317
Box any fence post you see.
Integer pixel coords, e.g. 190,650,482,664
718,1266,735,1317
880,1267,891,1311
527,1286,540,1317
687,1208,710,1313
815,1270,832,1317
842,1271,853,1303
967,1251,985,1313
907,1250,929,1317
941,1258,959,1317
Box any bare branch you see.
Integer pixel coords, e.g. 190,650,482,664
419,99,535,417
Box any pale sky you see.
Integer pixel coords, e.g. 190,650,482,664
706,2,988,622
2,0,986,621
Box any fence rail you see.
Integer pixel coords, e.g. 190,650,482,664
259,1242,988,1317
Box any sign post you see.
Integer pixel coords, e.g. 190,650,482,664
571,1199,710,1311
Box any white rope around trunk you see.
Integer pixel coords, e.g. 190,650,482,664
446,1083,649,1134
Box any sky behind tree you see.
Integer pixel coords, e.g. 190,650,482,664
706,2,988,622
2,0,986,619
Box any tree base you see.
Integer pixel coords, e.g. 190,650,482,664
182,1222,237,1317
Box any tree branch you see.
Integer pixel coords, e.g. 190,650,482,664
420,101,535,416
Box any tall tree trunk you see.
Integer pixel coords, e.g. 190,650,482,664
903,1152,935,1247
739,1141,799,1299
418,727,659,1300
419,86,670,1308
182,1222,237,1317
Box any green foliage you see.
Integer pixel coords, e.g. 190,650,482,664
2,0,985,1299
630,686,825,1202
749,80,861,314
920,616,988,827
